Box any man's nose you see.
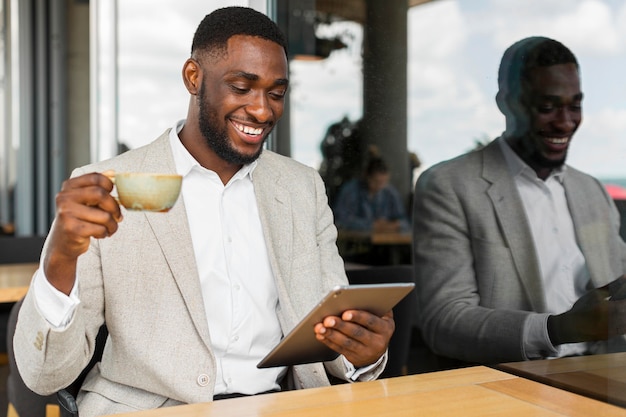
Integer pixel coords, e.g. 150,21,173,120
554,108,578,131
246,92,272,122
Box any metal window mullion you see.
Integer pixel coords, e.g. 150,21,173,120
48,0,66,231
34,0,47,235
14,0,34,236
0,0,8,228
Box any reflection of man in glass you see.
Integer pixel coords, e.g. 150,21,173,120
334,154,409,233
413,36,626,365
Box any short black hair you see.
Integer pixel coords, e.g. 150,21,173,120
191,6,288,60
365,157,389,177
497,36,578,102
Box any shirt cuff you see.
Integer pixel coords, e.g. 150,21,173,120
32,267,80,329
342,351,386,381
522,313,558,359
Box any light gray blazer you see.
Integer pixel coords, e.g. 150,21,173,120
14,131,383,416
413,138,626,363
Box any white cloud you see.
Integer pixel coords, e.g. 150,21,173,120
569,107,626,177
486,0,622,56
408,1,467,61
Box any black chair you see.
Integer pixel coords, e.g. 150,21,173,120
345,264,416,378
7,297,108,417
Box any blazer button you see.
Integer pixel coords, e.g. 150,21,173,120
197,374,210,387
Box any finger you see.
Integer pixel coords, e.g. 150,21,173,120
314,319,364,355
61,172,115,193
58,175,122,223
340,310,395,335
56,200,121,239
319,313,391,351
315,318,389,367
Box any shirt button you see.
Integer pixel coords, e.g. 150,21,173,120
234,284,240,291
233,335,239,342
197,374,210,387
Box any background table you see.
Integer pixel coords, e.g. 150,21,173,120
337,230,412,265
497,352,626,408
105,366,625,417
0,263,36,303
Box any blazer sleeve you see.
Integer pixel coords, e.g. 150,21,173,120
412,163,532,364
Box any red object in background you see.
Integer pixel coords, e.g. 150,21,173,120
604,184,626,200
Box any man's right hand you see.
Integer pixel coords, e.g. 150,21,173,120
547,275,626,345
44,172,122,295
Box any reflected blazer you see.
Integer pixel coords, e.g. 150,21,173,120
14,130,384,416
413,138,626,363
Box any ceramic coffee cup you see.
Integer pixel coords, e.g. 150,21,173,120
111,172,183,212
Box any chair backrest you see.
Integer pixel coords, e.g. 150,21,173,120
7,298,108,417
0,236,45,264
345,264,416,378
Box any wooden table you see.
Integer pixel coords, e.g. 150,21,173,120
104,366,626,416
370,231,412,245
497,352,626,408
0,263,37,303
338,230,412,246
337,230,412,265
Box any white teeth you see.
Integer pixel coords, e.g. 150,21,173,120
234,121,262,136
547,137,568,144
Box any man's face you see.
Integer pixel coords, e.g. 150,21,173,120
367,171,390,194
197,35,288,165
514,63,583,171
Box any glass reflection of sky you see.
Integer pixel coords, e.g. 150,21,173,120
117,0,626,180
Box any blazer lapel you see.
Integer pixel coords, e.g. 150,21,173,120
135,132,212,349
564,174,613,287
482,141,546,311
251,153,294,294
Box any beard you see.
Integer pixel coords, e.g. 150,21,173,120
528,148,567,170
197,82,265,165
511,135,568,173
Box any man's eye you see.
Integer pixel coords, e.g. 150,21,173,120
269,90,286,100
536,104,554,114
230,85,248,94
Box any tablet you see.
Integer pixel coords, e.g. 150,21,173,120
257,282,415,368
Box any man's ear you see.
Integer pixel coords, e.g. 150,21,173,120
495,90,508,116
182,58,201,95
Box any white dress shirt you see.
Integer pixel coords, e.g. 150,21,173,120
500,138,590,358
168,121,285,394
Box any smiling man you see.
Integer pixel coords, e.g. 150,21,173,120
13,7,392,417
413,37,626,366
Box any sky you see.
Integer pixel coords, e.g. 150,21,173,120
117,0,626,181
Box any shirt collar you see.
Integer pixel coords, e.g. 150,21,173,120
498,136,566,183
168,119,258,182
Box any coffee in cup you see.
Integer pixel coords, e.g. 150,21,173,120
111,172,183,212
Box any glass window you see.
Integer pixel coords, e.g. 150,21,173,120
105,0,626,266
407,0,626,185
116,0,269,151
0,0,11,236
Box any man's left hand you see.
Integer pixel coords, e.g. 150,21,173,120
314,310,394,368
